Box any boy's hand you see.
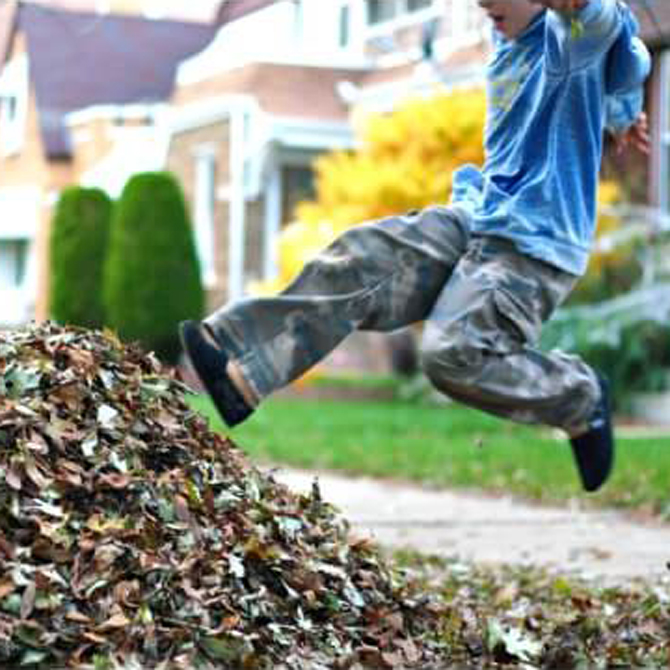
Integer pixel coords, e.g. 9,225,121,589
612,113,650,155
529,0,588,10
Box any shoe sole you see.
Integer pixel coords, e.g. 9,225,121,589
179,321,252,428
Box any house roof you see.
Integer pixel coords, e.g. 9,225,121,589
24,0,221,23
215,0,278,26
16,2,216,158
0,1,18,65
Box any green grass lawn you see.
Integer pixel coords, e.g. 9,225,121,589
189,393,670,515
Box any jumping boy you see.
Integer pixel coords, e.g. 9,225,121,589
180,0,651,492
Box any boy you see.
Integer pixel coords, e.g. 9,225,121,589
180,0,650,492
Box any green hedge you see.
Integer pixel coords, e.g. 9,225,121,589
49,186,112,328
104,172,204,363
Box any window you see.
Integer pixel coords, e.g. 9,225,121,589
281,166,315,224
368,0,397,25
367,0,434,26
293,0,304,42
1,95,17,124
0,240,28,290
339,4,351,48
194,151,217,285
0,55,28,156
407,0,432,11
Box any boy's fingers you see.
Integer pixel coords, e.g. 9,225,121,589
634,129,651,155
614,117,651,155
614,135,627,155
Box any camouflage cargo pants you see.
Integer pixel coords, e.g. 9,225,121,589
205,206,599,432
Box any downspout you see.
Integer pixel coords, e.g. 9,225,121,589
263,157,282,281
659,52,670,210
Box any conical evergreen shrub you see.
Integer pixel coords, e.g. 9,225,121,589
104,172,204,363
49,186,112,328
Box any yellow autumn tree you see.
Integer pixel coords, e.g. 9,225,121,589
299,88,486,228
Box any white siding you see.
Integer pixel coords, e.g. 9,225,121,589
194,147,217,286
0,55,29,157
0,187,40,326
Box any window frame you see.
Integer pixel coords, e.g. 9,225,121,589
365,0,440,35
407,0,433,13
338,2,351,49
0,238,29,291
0,54,28,157
193,146,218,287
280,162,316,226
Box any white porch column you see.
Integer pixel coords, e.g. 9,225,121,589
228,107,247,301
0,186,40,326
193,144,217,288
263,160,283,281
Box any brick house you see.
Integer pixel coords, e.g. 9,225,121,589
0,1,216,326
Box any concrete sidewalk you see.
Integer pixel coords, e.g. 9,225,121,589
273,468,670,585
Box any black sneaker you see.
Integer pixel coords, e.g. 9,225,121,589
569,375,614,492
179,320,253,428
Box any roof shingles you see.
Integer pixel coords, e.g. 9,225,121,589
215,0,278,26
18,2,216,158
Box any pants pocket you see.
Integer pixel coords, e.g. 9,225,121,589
492,280,542,347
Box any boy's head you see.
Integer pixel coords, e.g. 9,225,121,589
477,0,544,40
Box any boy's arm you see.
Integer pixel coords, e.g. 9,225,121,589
605,27,651,97
605,89,644,134
604,24,650,133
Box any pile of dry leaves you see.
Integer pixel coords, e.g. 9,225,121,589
0,322,443,669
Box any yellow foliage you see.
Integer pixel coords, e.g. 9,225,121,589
589,180,621,273
298,88,486,228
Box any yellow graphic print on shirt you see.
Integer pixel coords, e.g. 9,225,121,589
487,45,535,133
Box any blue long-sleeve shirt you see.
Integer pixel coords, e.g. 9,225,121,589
451,0,651,275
